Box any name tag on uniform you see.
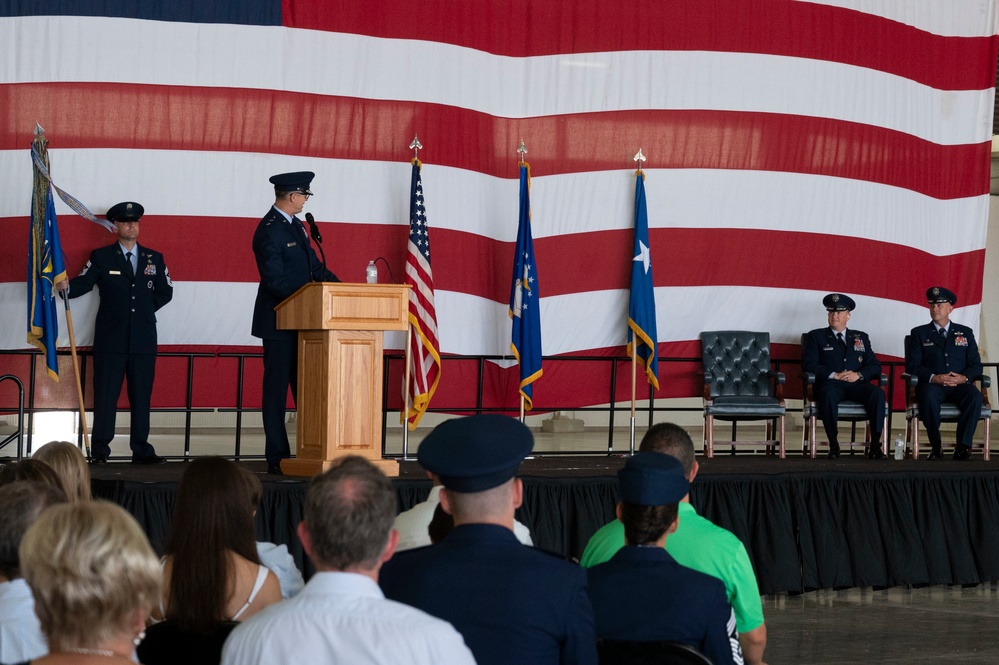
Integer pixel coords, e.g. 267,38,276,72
822,346,833,351
109,270,121,275
287,242,297,247
923,341,934,346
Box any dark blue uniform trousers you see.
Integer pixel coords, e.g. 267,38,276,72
815,380,886,445
262,338,298,466
916,383,982,449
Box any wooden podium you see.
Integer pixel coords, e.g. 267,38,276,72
275,282,409,477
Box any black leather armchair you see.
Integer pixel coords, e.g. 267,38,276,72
800,335,889,458
700,331,786,458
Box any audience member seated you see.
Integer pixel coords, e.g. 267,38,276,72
0,482,66,664
222,456,475,665
581,423,768,665
0,460,62,492
587,453,743,665
153,458,281,632
428,503,454,544
32,442,92,503
242,467,304,599
380,415,598,665
17,501,161,665
394,471,533,551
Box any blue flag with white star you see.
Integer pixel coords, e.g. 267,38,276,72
628,170,659,389
509,162,543,408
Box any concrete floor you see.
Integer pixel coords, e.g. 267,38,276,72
763,585,999,664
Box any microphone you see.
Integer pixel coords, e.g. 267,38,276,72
305,212,323,244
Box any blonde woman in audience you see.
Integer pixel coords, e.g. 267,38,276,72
17,501,161,665
153,457,281,633
33,442,91,503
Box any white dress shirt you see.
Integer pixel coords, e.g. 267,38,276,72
221,572,476,665
256,541,305,599
393,485,534,552
0,578,48,663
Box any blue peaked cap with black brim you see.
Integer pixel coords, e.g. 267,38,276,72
417,415,534,493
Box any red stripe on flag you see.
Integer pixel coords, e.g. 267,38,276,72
2,82,988,199
286,0,998,90
7,216,983,308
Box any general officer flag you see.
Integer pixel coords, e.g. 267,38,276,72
509,161,542,409
27,130,67,381
628,169,659,389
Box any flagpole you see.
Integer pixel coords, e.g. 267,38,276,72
402,320,413,459
59,291,91,458
630,347,637,455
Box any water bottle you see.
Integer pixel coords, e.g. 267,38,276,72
365,260,378,284
893,434,905,460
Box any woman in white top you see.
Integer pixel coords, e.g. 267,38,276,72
153,458,281,633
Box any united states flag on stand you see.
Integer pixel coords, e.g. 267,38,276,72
403,158,441,428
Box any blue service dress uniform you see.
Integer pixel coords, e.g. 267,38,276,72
251,207,338,466
801,327,886,445
587,546,742,665
905,322,983,449
67,242,172,460
379,523,598,665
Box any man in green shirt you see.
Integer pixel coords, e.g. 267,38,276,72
580,423,768,665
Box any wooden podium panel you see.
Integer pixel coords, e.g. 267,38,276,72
276,283,408,477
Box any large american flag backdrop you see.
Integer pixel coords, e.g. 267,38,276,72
1,0,996,414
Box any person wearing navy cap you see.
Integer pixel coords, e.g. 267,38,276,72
56,202,173,464
379,414,598,665
251,172,339,474
801,293,886,459
586,453,743,665
905,287,983,460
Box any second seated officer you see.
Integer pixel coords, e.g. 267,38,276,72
801,293,886,459
251,172,339,474
57,201,172,464
905,286,983,461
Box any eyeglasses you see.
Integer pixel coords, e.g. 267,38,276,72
294,190,313,200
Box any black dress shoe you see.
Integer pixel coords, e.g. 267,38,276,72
132,454,167,465
927,448,943,460
89,455,108,465
953,446,972,461
868,448,886,460
267,464,284,475
826,445,841,459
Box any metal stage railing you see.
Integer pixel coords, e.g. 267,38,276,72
1,348,995,458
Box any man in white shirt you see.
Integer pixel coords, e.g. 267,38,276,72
0,481,67,664
394,472,533,551
222,456,475,665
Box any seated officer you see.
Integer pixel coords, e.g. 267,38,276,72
379,415,597,665
801,293,886,459
905,286,983,461
586,453,743,665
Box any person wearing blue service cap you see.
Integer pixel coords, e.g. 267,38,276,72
905,287,983,460
801,293,887,459
56,201,173,465
586,453,743,665
251,172,340,474
379,414,598,665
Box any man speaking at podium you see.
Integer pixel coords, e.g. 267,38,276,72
252,172,339,474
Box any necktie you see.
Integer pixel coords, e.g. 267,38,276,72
124,251,135,280
939,328,946,340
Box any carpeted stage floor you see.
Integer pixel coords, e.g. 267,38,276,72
88,454,999,595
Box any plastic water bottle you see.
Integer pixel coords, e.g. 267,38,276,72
365,260,378,284
893,434,905,460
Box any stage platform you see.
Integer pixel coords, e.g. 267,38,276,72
86,453,999,595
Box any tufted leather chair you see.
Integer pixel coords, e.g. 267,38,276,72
800,334,889,458
901,335,991,460
700,331,786,458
